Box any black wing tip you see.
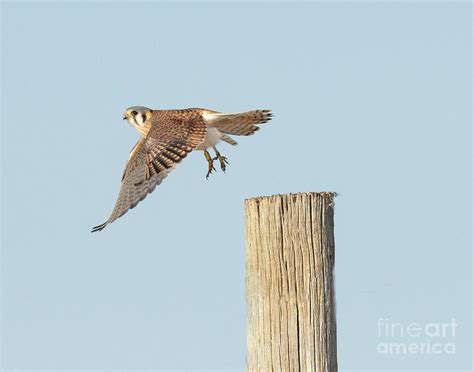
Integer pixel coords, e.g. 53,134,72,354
261,110,273,123
91,222,108,233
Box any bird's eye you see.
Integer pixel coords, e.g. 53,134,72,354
131,110,138,116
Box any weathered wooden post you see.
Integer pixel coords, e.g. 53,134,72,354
245,192,337,371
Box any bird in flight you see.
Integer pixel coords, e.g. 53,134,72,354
91,106,272,232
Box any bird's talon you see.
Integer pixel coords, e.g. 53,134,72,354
217,155,228,172
206,163,216,179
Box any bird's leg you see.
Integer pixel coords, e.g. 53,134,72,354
204,150,216,179
212,146,229,172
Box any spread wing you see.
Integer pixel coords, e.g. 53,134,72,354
202,109,272,136
92,110,207,232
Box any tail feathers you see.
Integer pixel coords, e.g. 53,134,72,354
220,133,238,146
203,109,272,136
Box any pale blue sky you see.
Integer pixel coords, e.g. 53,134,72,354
1,1,471,371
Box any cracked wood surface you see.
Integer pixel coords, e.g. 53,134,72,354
245,192,337,372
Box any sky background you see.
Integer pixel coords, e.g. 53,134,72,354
1,1,471,371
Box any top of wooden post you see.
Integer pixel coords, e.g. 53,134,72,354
245,191,337,204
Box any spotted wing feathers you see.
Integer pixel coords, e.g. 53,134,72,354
91,110,207,232
144,140,193,180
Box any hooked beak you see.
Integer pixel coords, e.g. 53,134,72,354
123,116,127,120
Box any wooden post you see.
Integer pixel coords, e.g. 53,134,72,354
245,192,337,372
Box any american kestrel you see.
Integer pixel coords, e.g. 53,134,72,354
91,106,272,232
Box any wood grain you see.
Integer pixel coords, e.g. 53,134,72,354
245,192,337,372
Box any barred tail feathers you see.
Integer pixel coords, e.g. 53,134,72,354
220,133,238,146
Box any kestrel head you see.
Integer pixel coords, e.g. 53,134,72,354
123,106,152,135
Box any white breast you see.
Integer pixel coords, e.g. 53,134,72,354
196,127,222,151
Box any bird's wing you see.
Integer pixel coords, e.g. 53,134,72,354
92,110,207,232
202,109,272,136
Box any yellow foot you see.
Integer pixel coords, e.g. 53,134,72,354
213,154,229,172
204,150,216,179
206,161,216,179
